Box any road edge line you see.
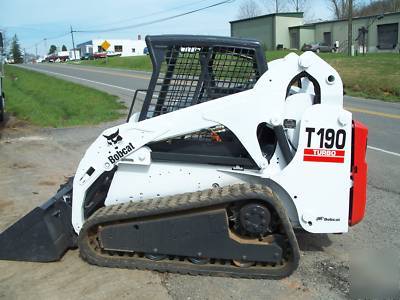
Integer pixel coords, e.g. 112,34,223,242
19,66,136,93
367,146,400,157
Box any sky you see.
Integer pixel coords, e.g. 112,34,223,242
1,0,335,56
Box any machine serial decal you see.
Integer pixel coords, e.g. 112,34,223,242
303,127,346,163
305,127,346,149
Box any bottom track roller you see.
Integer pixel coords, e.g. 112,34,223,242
78,184,300,279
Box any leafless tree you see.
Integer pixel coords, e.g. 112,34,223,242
354,0,400,16
327,0,399,19
327,0,356,19
0,30,10,55
237,0,263,19
389,0,400,10
288,0,308,12
262,0,287,13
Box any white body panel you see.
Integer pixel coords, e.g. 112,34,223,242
106,162,263,204
57,51,69,57
68,50,80,60
72,51,351,235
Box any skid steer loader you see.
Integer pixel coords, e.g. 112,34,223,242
0,35,368,278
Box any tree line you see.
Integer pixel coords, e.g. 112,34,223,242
8,34,70,64
327,0,400,19
48,44,68,54
238,0,400,20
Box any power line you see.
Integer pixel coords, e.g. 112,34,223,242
24,32,69,51
83,0,212,30
75,0,235,33
3,1,210,34
70,25,76,60
20,0,235,54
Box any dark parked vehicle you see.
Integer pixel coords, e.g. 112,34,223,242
45,54,57,62
301,42,334,53
81,53,94,60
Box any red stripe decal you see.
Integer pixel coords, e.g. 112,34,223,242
303,149,345,156
303,155,344,163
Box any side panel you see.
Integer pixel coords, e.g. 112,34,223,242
105,162,261,204
273,105,353,233
231,16,274,49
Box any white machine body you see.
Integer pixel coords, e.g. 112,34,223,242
72,52,353,234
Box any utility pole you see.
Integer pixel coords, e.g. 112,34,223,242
275,0,278,13
347,0,353,56
35,43,38,59
23,48,26,63
70,25,76,60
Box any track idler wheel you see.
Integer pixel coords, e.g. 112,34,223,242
188,257,210,264
232,260,255,268
239,203,271,237
145,253,167,261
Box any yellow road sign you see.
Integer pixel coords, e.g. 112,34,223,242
101,40,111,51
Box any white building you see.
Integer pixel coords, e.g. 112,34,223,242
69,49,81,60
76,38,147,57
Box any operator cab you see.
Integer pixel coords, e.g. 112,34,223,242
127,35,277,169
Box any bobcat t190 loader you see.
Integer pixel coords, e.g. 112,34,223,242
0,35,368,278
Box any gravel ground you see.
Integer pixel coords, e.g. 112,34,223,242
0,115,399,300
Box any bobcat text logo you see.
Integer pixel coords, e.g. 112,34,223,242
103,129,135,164
103,129,123,149
108,142,135,164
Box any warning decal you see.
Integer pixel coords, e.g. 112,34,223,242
303,148,345,163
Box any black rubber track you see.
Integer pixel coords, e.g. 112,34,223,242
78,184,300,279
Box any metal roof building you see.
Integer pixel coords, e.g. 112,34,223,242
230,12,304,51
230,11,400,53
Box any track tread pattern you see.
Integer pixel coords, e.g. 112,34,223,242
79,184,300,279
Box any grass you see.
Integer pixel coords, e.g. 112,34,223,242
3,65,126,127
76,51,400,102
78,55,153,72
320,53,400,102
267,51,400,101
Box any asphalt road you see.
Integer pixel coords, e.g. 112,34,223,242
0,62,398,299
19,62,400,154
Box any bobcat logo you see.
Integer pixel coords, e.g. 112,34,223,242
103,129,122,149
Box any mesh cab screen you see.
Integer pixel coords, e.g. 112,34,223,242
140,35,267,121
